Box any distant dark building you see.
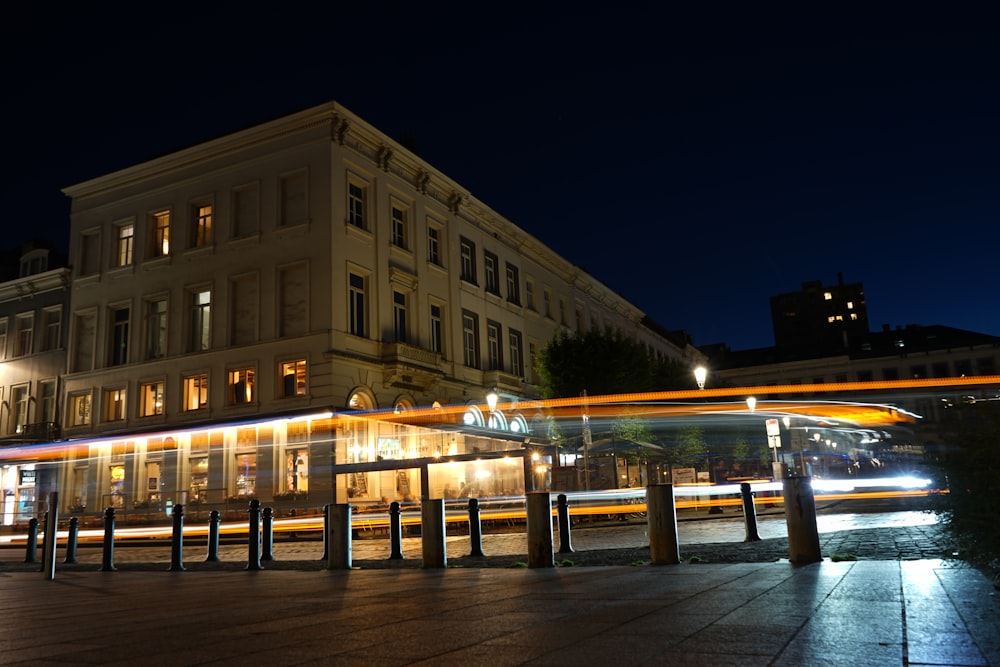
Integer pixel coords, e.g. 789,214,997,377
770,273,868,353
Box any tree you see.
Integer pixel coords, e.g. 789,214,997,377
536,330,694,398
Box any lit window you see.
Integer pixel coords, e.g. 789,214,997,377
850,313,858,320
115,223,134,266
192,204,213,247
183,374,209,411
279,359,307,397
70,392,91,426
139,381,165,417
104,387,126,421
190,290,211,351
823,292,832,300
229,367,256,405
150,211,170,257
846,301,854,309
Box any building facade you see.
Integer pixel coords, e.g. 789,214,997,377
770,273,869,353
43,102,698,518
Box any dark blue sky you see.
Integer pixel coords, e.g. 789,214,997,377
4,3,998,350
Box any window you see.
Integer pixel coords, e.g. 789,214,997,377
529,341,537,383
882,367,900,381
190,289,211,351
149,211,170,257
391,204,407,249
0,318,6,359
279,359,307,398
543,288,552,318
19,249,48,276
393,291,408,343
39,380,56,424
575,305,585,332
104,387,126,422
14,313,33,357
280,171,307,226
70,392,91,426
80,231,100,276
145,298,167,359
348,272,366,337
234,453,257,497
72,311,97,372
823,292,832,300
183,374,209,411
525,279,535,310
233,183,260,237
486,320,502,371
430,304,443,355
462,311,479,368
139,381,165,417
427,224,442,266
192,204,213,247
484,251,500,295
114,222,134,267
109,307,129,366
348,181,366,229
459,237,476,284
509,329,524,377
11,385,28,434
506,263,520,305
559,297,567,325
229,367,256,405
42,307,61,351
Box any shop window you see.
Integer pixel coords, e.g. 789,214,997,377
234,453,257,498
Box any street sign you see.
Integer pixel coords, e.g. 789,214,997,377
765,418,780,436
768,434,782,449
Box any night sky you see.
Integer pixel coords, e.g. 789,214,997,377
5,3,998,351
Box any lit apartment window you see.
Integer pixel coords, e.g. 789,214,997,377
847,301,854,309
109,307,129,366
150,211,170,257
506,263,520,305
486,320,502,371
462,311,479,368
190,290,211,351
145,298,168,359
348,273,366,337
279,359,307,397
192,204,213,247
183,374,209,411
229,367,256,405
850,313,858,320
70,391,91,426
509,330,524,377
391,205,407,249
139,381,165,417
427,225,442,266
459,237,476,284
115,222,134,267
14,313,33,357
393,291,408,343
484,251,500,295
430,304,443,355
104,387,126,421
823,292,832,300
348,182,366,229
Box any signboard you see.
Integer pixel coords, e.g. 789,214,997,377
671,467,697,485
765,418,780,436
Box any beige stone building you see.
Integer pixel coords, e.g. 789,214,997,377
49,102,697,515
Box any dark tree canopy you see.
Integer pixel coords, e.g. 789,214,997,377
536,330,694,398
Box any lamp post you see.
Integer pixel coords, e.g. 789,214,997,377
694,366,707,390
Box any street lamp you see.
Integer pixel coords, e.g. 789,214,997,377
485,387,499,412
745,396,756,412
694,366,707,390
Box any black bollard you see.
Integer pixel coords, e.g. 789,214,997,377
261,507,275,561
740,483,761,542
64,516,79,564
247,499,263,570
169,503,185,571
320,504,330,561
468,498,485,557
24,517,38,564
389,501,404,560
206,510,221,562
101,508,116,571
556,493,574,554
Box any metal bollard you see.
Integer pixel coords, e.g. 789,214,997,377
556,493,574,554
389,502,405,560
101,508,117,571
24,518,38,564
169,503,185,571
525,492,554,568
64,516,79,564
646,484,680,565
261,507,274,561
328,503,353,570
740,482,761,542
783,475,821,565
468,498,485,557
206,510,221,562
420,499,447,568
247,499,263,571
320,504,330,561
